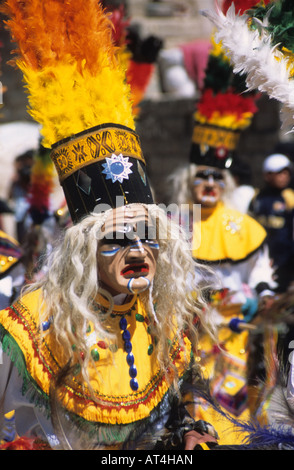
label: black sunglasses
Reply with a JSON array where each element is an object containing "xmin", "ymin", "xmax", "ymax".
[{"xmin": 194, "ymin": 169, "xmax": 224, "ymax": 181}]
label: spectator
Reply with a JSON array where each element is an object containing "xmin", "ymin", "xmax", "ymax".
[{"xmin": 249, "ymin": 153, "xmax": 294, "ymax": 293}]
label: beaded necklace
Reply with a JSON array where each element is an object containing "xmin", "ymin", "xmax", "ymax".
[
  {"xmin": 100, "ymin": 296, "xmax": 157, "ymax": 391},
  {"xmin": 119, "ymin": 315, "xmax": 138, "ymax": 391},
  {"xmin": 74, "ymin": 295, "xmax": 156, "ymax": 392},
  {"xmin": 41, "ymin": 294, "xmax": 157, "ymax": 392}
]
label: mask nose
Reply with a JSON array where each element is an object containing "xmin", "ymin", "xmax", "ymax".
[
  {"xmin": 126, "ymin": 237, "xmax": 146, "ymax": 260},
  {"xmin": 207, "ymin": 175, "xmax": 215, "ymax": 185}
]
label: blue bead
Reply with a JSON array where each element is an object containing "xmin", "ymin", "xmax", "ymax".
[
  {"xmin": 42, "ymin": 320, "xmax": 51, "ymax": 331},
  {"xmin": 110, "ymin": 161, "xmax": 124, "ymax": 175},
  {"xmin": 129, "ymin": 365, "xmax": 137, "ymax": 378},
  {"xmin": 130, "ymin": 378, "xmax": 139, "ymax": 391},
  {"xmin": 126, "ymin": 353, "xmax": 135, "ymax": 366},
  {"xmin": 119, "ymin": 317, "xmax": 127, "ymax": 330},
  {"xmin": 229, "ymin": 318, "xmax": 244, "ymax": 333},
  {"xmin": 122, "ymin": 330, "xmax": 131, "ymax": 341},
  {"xmin": 124, "ymin": 341, "xmax": 132, "ymax": 353}
]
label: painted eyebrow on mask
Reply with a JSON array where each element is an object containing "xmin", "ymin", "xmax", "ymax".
[{"xmin": 99, "ymin": 223, "xmax": 158, "ymax": 245}]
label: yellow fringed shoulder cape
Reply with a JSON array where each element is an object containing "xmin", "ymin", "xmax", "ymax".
[
  {"xmin": 0, "ymin": 288, "xmax": 191, "ymax": 428},
  {"xmin": 192, "ymin": 202, "xmax": 267, "ymax": 263}
]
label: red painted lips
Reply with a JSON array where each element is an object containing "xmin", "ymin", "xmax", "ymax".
[
  {"xmin": 121, "ymin": 263, "xmax": 149, "ymax": 278},
  {"xmin": 203, "ymin": 188, "xmax": 216, "ymax": 196}
]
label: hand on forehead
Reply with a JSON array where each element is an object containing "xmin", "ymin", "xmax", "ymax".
[{"xmin": 100, "ymin": 205, "xmax": 151, "ymax": 239}]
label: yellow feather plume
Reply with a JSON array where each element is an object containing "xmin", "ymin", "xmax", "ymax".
[{"xmin": 3, "ymin": 0, "xmax": 135, "ymax": 147}]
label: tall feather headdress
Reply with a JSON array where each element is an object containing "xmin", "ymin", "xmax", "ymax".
[
  {"xmin": 190, "ymin": 0, "xmax": 270, "ymax": 169},
  {"xmin": 203, "ymin": 0, "xmax": 294, "ymax": 133},
  {"xmin": 2, "ymin": 0, "xmax": 154, "ymax": 223}
]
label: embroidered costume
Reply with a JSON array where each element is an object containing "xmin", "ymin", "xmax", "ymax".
[{"xmin": 0, "ymin": 289, "xmax": 195, "ymax": 448}]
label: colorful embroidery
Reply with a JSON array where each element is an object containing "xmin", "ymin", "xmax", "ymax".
[
  {"xmin": 0, "ymin": 290, "xmax": 191, "ymax": 426},
  {"xmin": 222, "ymin": 213, "xmax": 243, "ymax": 235}
]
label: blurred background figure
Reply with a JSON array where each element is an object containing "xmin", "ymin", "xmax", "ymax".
[
  {"xmin": 230, "ymin": 157, "xmax": 256, "ymax": 214},
  {"xmin": 19, "ymin": 143, "xmax": 68, "ymax": 283},
  {"xmin": 8, "ymin": 149, "xmax": 34, "ymax": 244},
  {"xmin": 0, "ymin": 198, "xmax": 14, "ymax": 231},
  {"xmin": 0, "ymin": 121, "xmax": 40, "ymax": 240},
  {"xmin": 158, "ymin": 39, "xmax": 210, "ymax": 97},
  {"xmin": 0, "ymin": 229, "xmax": 24, "ymax": 310},
  {"xmin": 249, "ymin": 153, "xmax": 294, "ymax": 294}
]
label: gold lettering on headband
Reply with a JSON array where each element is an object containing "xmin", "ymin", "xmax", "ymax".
[
  {"xmin": 51, "ymin": 127, "xmax": 145, "ymax": 181},
  {"xmin": 192, "ymin": 125, "xmax": 240, "ymax": 151}
]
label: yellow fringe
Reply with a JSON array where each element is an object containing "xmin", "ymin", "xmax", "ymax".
[{"xmin": 195, "ymin": 110, "xmax": 255, "ymax": 131}]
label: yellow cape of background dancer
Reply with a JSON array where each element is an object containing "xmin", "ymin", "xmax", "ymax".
[{"xmin": 192, "ymin": 201, "xmax": 267, "ymax": 263}]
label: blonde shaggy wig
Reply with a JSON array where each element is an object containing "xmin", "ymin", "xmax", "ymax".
[
  {"xmin": 167, "ymin": 163, "xmax": 236, "ymax": 208},
  {"xmin": 25, "ymin": 203, "xmax": 212, "ymax": 399}
]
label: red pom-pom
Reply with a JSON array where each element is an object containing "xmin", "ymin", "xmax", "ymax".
[
  {"xmin": 222, "ymin": 0, "xmax": 271, "ymax": 15},
  {"xmin": 198, "ymin": 89, "xmax": 258, "ymax": 120}
]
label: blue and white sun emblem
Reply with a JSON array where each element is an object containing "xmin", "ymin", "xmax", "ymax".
[{"xmin": 102, "ymin": 153, "xmax": 133, "ymax": 183}]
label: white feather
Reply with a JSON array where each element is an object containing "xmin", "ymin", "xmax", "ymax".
[{"xmin": 202, "ymin": 3, "xmax": 294, "ymax": 133}]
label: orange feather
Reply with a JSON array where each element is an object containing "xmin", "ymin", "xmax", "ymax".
[
  {"xmin": 2, "ymin": 0, "xmax": 135, "ymax": 145},
  {"xmin": 2, "ymin": 0, "xmax": 117, "ymax": 74}
]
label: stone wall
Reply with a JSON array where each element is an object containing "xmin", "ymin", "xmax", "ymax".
[{"xmin": 136, "ymin": 97, "xmax": 196, "ymax": 203}]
